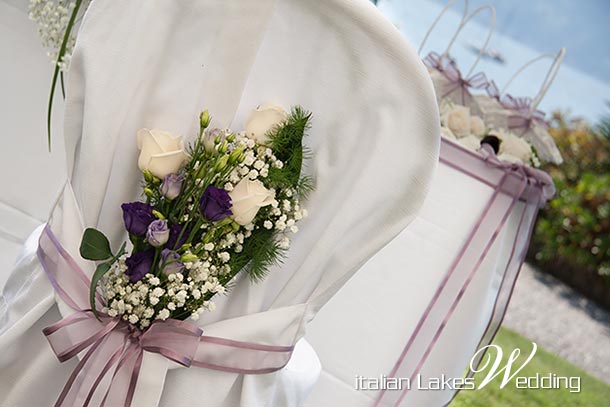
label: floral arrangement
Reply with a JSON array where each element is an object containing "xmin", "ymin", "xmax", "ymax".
[
  {"xmin": 439, "ymin": 100, "xmax": 541, "ymax": 167},
  {"xmin": 79, "ymin": 105, "xmax": 312, "ymax": 329}
]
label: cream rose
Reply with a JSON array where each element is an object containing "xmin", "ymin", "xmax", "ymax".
[
  {"xmin": 470, "ymin": 115, "xmax": 486, "ymax": 137},
  {"xmin": 498, "ymin": 133, "xmax": 533, "ymax": 164},
  {"xmin": 244, "ymin": 104, "xmax": 288, "ymax": 144},
  {"xmin": 442, "ymin": 105, "xmax": 471, "ymax": 138},
  {"xmin": 458, "ymin": 134, "xmax": 482, "ymax": 152},
  {"xmin": 229, "ymin": 179, "xmax": 275, "ymax": 225},
  {"xmin": 137, "ymin": 129, "xmax": 190, "ymax": 179}
]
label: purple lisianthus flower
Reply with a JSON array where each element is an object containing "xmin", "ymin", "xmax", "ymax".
[
  {"xmin": 200, "ymin": 186, "xmax": 232, "ymax": 222},
  {"xmin": 203, "ymin": 128, "xmax": 226, "ymax": 152},
  {"xmin": 121, "ymin": 202, "xmax": 155, "ymax": 236},
  {"xmin": 159, "ymin": 249, "xmax": 184, "ymax": 276},
  {"xmin": 167, "ymin": 223, "xmax": 189, "ymax": 249},
  {"xmin": 125, "ymin": 249, "xmax": 154, "ymax": 283},
  {"xmin": 146, "ymin": 219, "xmax": 169, "ymax": 247},
  {"xmin": 160, "ymin": 173, "xmax": 184, "ymax": 200}
]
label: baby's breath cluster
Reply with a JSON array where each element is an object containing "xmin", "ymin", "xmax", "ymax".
[
  {"xmin": 102, "ymin": 261, "xmax": 218, "ymax": 329},
  {"xmin": 28, "ymin": 0, "xmax": 84, "ymax": 71}
]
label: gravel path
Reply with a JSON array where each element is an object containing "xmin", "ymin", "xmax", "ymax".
[{"xmin": 503, "ymin": 263, "xmax": 610, "ymax": 384}]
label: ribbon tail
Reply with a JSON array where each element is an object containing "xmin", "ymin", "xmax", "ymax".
[
  {"xmin": 53, "ymin": 337, "xmax": 102, "ymax": 407},
  {"xmin": 101, "ymin": 343, "xmax": 143, "ymax": 407},
  {"xmin": 83, "ymin": 338, "xmax": 129, "ymax": 407},
  {"xmin": 126, "ymin": 350, "xmax": 144, "ymax": 407}
]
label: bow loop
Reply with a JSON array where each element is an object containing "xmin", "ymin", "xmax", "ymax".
[
  {"xmin": 38, "ymin": 226, "xmax": 295, "ymax": 406},
  {"xmin": 438, "ymin": 59, "xmax": 489, "ymax": 105}
]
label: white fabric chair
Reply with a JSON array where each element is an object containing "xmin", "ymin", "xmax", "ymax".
[
  {"xmin": 0, "ymin": 1, "xmax": 439, "ymax": 406},
  {"xmin": 306, "ymin": 3, "xmax": 555, "ymax": 406},
  {"xmin": 306, "ymin": 145, "xmax": 540, "ymax": 406},
  {"xmin": 0, "ymin": 0, "xmax": 66, "ymax": 290}
]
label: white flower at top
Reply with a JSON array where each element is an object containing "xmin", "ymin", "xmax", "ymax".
[{"xmin": 244, "ymin": 104, "xmax": 288, "ymax": 145}]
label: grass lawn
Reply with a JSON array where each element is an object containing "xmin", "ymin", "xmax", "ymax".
[{"xmin": 450, "ymin": 327, "xmax": 610, "ymax": 407}]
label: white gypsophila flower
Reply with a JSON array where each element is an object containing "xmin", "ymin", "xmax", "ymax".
[
  {"xmin": 278, "ymin": 237, "xmax": 290, "ymax": 250},
  {"xmin": 263, "ymin": 220, "xmax": 273, "ymax": 229},
  {"xmin": 29, "ymin": 0, "xmax": 80, "ymax": 71},
  {"xmin": 218, "ymin": 252, "xmax": 230, "ymax": 263},
  {"xmin": 158, "ymin": 309, "xmax": 170, "ymax": 320}
]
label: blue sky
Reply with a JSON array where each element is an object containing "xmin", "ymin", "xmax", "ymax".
[
  {"xmin": 377, "ymin": 0, "xmax": 610, "ymax": 122},
  {"xmin": 439, "ymin": 0, "xmax": 610, "ymax": 84}
]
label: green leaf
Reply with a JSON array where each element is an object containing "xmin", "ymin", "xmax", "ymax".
[
  {"xmin": 80, "ymin": 228, "xmax": 113, "ymax": 261},
  {"xmin": 90, "ymin": 262, "xmax": 111, "ymax": 319}
]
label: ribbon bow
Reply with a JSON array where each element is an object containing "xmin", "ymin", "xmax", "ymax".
[
  {"xmin": 485, "ymin": 79, "xmax": 501, "ymax": 100},
  {"xmin": 437, "ymin": 57, "xmax": 489, "ymax": 105},
  {"xmin": 422, "ymin": 51, "xmax": 454, "ymax": 71},
  {"xmin": 43, "ymin": 311, "xmax": 202, "ymax": 406},
  {"xmin": 37, "ymin": 226, "xmax": 295, "ymax": 407},
  {"xmin": 479, "ymin": 144, "xmax": 556, "ymax": 202},
  {"xmin": 500, "ymin": 95, "xmax": 549, "ymax": 135}
]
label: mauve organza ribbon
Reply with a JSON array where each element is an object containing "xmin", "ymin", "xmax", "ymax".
[
  {"xmin": 423, "ymin": 52, "xmax": 489, "ymax": 105},
  {"xmin": 38, "ymin": 226, "xmax": 294, "ymax": 407},
  {"xmin": 373, "ymin": 140, "xmax": 554, "ymax": 407},
  {"xmin": 484, "ymin": 81, "xmax": 550, "ymax": 135}
]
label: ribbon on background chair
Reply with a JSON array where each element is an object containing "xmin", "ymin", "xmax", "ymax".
[
  {"xmin": 38, "ymin": 226, "xmax": 294, "ymax": 407},
  {"xmin": 424, "ymin": 51, "xmax": 489, "ymax": 107},
  {"xmin": 373, "ymin": 140, "xmax": 554, "ymax": 407}
]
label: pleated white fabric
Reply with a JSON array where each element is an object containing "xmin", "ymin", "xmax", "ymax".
[{"xmin": 0, "ymin": 1, "xmax": 439, "ymax": 406}]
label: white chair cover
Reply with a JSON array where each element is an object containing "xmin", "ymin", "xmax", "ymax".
[
  {"xmin": 306, "ymin": 4, "xmax": 555, "ymax": 406},
  {"xmin": 0, "ymin": 0, "xmax": 439, "ymax": 406},
  {"xmin": 306, "ymin": 139, "xmax": 549, "ymax": 407},
  {"xmin": 0, "ymin": 0, "xmax": 66, "ymax": 290}
]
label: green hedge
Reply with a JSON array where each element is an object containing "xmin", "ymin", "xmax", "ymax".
[{"xmin": 528, "ymin": 111, "xmax": 610, "ymax": 308}]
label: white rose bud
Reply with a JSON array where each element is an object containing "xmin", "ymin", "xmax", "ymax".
[
  {"xmin": 228, "ymin": 179, "xmax": 275, "ymax": 225},
  {"xmin": 458, "ymin": 135, "xmax": 482, "ymax": 152},
  {"xmin": 442, "ymin": 105, "xmax": 471, "ymax": 138},
  {"xmin": 498, "ymin": 133, "xmax": 532, "ymax": 163},
  {"xmin": 470, "ymin": 115, "xmax": 486, "ymax": 137},
  {"xmin": 137, "ymin": 129, "xmax": 190, "ymax": 179},
  {"xmin": 244, "ymin": 104, "xmax": 288, "ymax": 145}
]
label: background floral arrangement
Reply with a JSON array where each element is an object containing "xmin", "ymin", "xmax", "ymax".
[
  {"xmin": 440, "ymin": 100, "xmax": 541, "ymax": 167},
  {"xmin": 80, "ymin": 105, "xmax": 313, "ymax": 329}
]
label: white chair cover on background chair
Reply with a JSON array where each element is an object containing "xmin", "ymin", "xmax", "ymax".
[
  {"xmin": 0, "ymin": 0, "xmax": 439, "ymax": 406},
  {"xmin": 306, "ymin": 3, "xmax": 556, "ymax": 406},
  {"xmin": 0, "ymin": 0, "xmax": 66, "ymax": 290}
]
